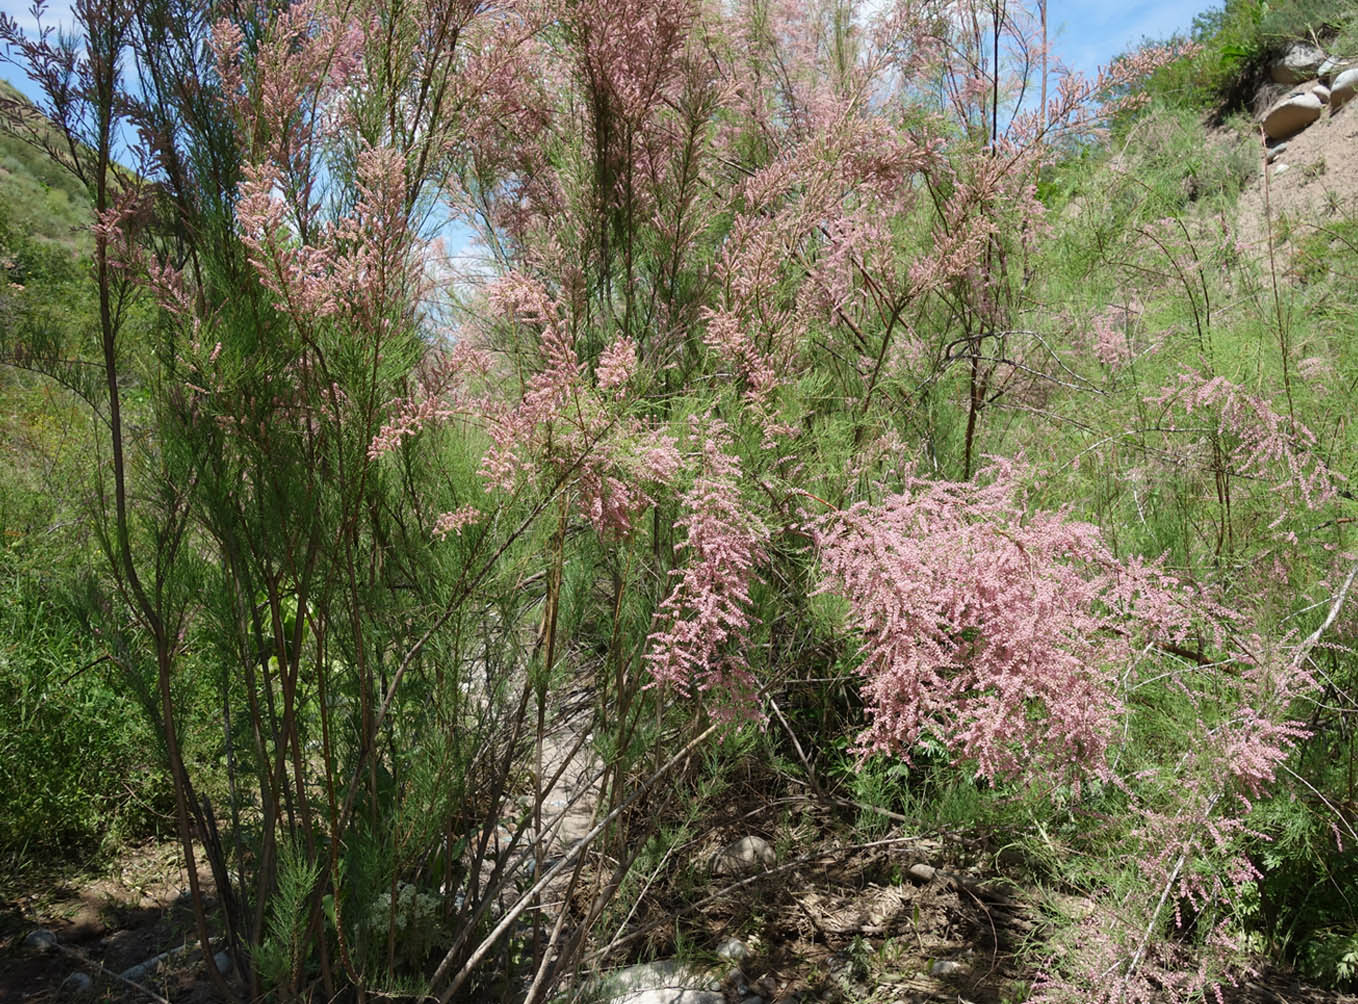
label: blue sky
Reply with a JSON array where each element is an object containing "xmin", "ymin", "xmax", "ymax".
[
  {"xmin": 1054, "ymin": 0, "xmax": 1215, "ymax": 78},
  {"xmin": 1, "ymin": 0, "xmax": 1217, "ymax": 95}
]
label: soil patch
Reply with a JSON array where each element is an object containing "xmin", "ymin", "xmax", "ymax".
[
  {"xmin": 0, "ymin": 841, "xmax": 223, "ymax": 1004},
  {"xmin": 1236, "ymin": 91, "xmax": 1358, "ymax": 256}
]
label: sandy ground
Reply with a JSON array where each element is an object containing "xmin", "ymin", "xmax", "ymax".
[{"xmin": 1236, "ymin": 82, "xmax": 1358, "ymax": 257}]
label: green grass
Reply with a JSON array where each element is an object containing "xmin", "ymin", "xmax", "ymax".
[
  {"xmin": 0, "ymin": 80, "xmax": 178, "ymax": 870},
  {"xmin": 0, "ymin": 555, "xmax": 174, "ymax": 863}
]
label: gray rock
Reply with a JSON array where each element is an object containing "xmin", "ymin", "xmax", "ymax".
[
  {"xmin": 1274, "ymin": 163, "xmax": 1292, "ymax": 177},
  {"xmin": 907, "ymin": 862, "xmax": 937, "ymax": 882},
  {"xmin": 57, "ymin": 972, "xmax": 93, "ymax": 998},
  {"xmin": 1332, "ymin": 67, "xmax": 1358, "ymax": 112},
  {"xmin": 711, "ymin": 836, "xmax": 776, "ymax": 876},
  {"xmin": 1271, "ymin": 43, "xmax": 1326, "ymax": 84},
  {"xmin": 1261, "ymin": 91, "xmax": 1325, "ymax": 139},
  {"xmin": 930, "ymin": 959, "xmax": 968, "ymax": 978},
  {"xmin": 120, "ymin": 963, "xmax": 151, "ymax": 985},
  {"xmin": 1313, "ymin": 84, "xmax": 1331, "ymax": 103},
  {"xmin": 213, "ymin": 950, "xmax": 232, "ymax": 975},
  {"xmin": 1318, "ymin": 57, "xmax": 1354, "ymax": 83},
  {"xmin": 1267, "ymin": 142, "xmax": 1289, "ymax": 163},
  {"xmin": 24, "ymin": 929, "xmax": 58, "ymax": 953},
  {"xmin": 118, "ymin": 943, "xmax": 196, "ymax": 984},
  {"xmin": 603, "ymin": 960, "xmax": 724, "ymax": 1004},
  {"xmin": 610, "ymin": 993, "xmax": 724, "ymax": 1004},
  {"xmin": 714, "ymin": 937, "xmax": 749, "ymax": 962}
]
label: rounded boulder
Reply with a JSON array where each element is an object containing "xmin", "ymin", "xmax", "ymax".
[
  {"xmin": 1261, "ymin": 91, "xmax": 1324, "ymax": 140},
  {"xmin": 1332, "ymin": 67, "xmax": 1358, "ymax": 112}
]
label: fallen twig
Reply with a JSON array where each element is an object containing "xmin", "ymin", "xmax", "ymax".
[{"xmin": 50, "ymin": 939, "xmax": 176, "ymax": 1004}]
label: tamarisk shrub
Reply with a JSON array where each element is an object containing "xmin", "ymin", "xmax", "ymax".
[
  {"xmin": 1032, "ymin": 639, "xmax": 1320, "ymax": 1004},
  {"xmin": 1152, "ymin": 371, "xmax": 1339, "ymax": 521},
  {"xmin": 0, "ymin": 0, "xmax": 625, "ymax": 997},
  {"xmin": 1097, "ymin": 39, "xmax": 1205, "ymax": 122},
  {"xmin": 1131, "ymin": 367, "xmax": 1347, "ymax": 581},
  {"xmin": 6, "ymin": 0, "xmax": 1349, "ymax": 1000},
  {"xmin": 810, "ymin": 453, "xmax": 1326, "ymax": 999}
]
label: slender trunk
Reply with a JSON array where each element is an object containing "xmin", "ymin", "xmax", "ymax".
[{"xmin": 90, "ymin": 29, "xmax": 232, "ymax": 990}]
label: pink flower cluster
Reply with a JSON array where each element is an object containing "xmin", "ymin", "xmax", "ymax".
[
  {"xmin": 478, "ymin": 273, "xmax": 583, "ymax": 492},
  {"xmin": 432, "ymin": 506, "xmax": 482, "ymax": 539},
  {"xmin": 813, "ymin": 461, "xmax": 1188, "ymax": 781},
  {"xmin": 1092, "ymin": 308, "xmax": 1134, "ymax": 368},
  {"xmin": 596, "ymin": 334, "xmax": 637, "ymax": 391},
  {"xmin": 645, "ymin": 423, "xmax": 769, "ymax": 710},
  {"xmin": 368, "ymin": 342, "xmax": 492, "ymax": 459},
  {"xmin": 1154, "ymin": 371, "xmax": 1341, "ymax": 516},
  {"xmin": 574, "ymin": 0, "xmax": 694, "ymax": 125},
  {"xmin": 1098, "ymin": 39, "xmax": 1204, "ymax": 119}
]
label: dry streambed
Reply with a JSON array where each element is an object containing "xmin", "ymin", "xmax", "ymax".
[
  {"xmin": 8, "ymin": 707, "xmax": 1358, "ymax": 1004},
  {"xmin": 6, "ymin": 816, "xmax": 1358, "ymax": 1003}
]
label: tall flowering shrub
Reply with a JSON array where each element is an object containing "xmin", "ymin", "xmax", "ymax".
[
  {"xmin": 1097, "ymin": 39, "xmax": 1205, "ymax": 121},
  {"xmin": 8, "ymin": 0, "xmax": 1351, "ymax": 998},
  {"xmin": 1032, "ymin": 639, "xmax": 1319, "ymax": 1004},
  {"xmin": 811, "ymin": 452, "xmax": 1328, "ymax": 1000},
  {"xmin": 1152, "ymin": 371, "xmax": 1339, "ymax": 520}
]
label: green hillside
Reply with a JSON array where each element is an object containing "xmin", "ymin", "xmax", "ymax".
[{"xmin": 0, "ymin": 79, "xmax": 90, "ymax": 251}]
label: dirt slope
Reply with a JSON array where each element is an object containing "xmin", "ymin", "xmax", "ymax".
[{"xmin": 1237, "ymin": 83, "xmax": 1358, "ymax": 256}]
